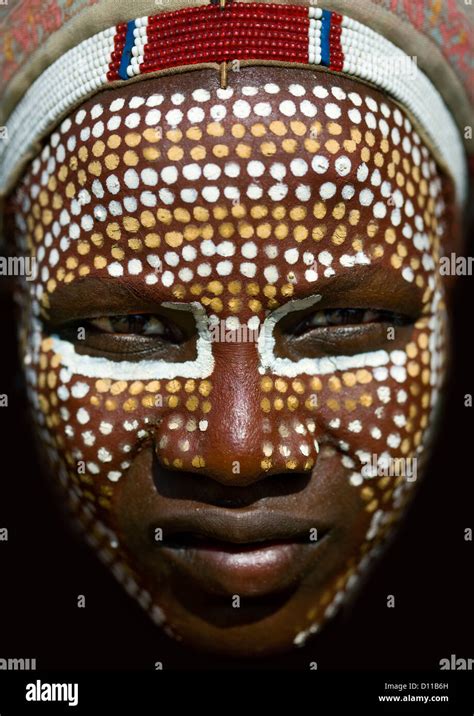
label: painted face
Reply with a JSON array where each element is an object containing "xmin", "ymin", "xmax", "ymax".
[{"xmin": 9, "ymin": 67, "xmax": 456, "ymax": 656}]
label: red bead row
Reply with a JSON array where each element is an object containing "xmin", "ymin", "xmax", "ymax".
[
  {"xmin": 142, "ymin": 3, "xmax": 309, "ymax": 70},
  {"xmin": 328, "ymin": 12, "xmax": 344, "ymax": 72},
  {"xmin": 146, "ymin": 2, "xmax": 308, "ymax": 25},
  {"xmin": 142, "ymin": 48, "xmax": 306, "ymax": 72},
  {"xmin": 144, "ymin": 5, "xmax": 308, "ymax": 44},
  {"xmin": 144, "ymin": 28, "xmax": 307, "ymax": 54},
  {"xmin": 146, "ymin": 18, "xmax": 306, "ymax": 40}
]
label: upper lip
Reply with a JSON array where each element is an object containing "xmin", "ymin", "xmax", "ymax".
[{"xmin": 151, "ymin": 509, "xmax": 329, "ymax": 546}]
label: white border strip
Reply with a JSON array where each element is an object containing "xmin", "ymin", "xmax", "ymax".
[
  {"xmin": 48, "ymin": 301, "xmax": 215, "ymax": 380},
  {"xmin": 257, "ymin": 294, "xmax": 391, "ymax": 377}
]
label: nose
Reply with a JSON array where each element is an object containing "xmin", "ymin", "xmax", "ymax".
[{"xmin": 153, "ymin": 344, "xmax": 319, "ymax": 486}]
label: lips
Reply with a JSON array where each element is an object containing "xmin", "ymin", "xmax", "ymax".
[
  {"xmin": 112, "ymin": 447, "xmax": 356, "ymax": 606},
  {"xmin": 151, "ymin": 510, "xmax": 331, "ymax": 597}
]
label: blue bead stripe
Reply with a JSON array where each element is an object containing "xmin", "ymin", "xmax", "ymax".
[
  {"xmin": 320, "ymin": 9, "xmax": 331, "ymax": 67},
  {"xmin": 118, "ymin": 20, "xmax": 136, "ymax": 80}
]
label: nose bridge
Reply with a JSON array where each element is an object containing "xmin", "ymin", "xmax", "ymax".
[
  {"xmin": 201, "ymin": 347, "xmax": 264, "ymax": 480},
  {"xmin": 153, "ymin": 345, "xmax": 320, "ymax": 485}
]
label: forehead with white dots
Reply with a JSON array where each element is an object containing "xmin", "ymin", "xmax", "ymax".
[
  {"xmin": 10, "ymin": 70, "xmax": 452, "ymax": 638},
  {"xmin": 15, "ymin": 71, "xmax": 451, "ymax": 306}
]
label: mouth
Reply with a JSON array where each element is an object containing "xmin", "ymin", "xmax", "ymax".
[
  {"xmin": 163, "ymin": 532, "xmax": 311, "ymax": 551},
  {"xmin": 151, "ymin": 512, "xmax": 331, "ymax": 597}
]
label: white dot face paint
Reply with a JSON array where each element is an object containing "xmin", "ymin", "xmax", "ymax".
[{"xmin": 10, "ymin": 69, "xmax": 454, "ymax": 658}]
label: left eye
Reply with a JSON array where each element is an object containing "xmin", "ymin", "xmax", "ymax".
[
  {"xmin": 290, "ymin": 308, "xmax": 408, "ymax": 336},
  {"xmin": 89, "ymin": 314, "xmax": 181, "ymax": 340}
]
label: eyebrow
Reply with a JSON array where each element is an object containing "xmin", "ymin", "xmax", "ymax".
[
  {"xmin": 46, "ymin": 276, "xmax": 174, "ymax": 323},
  {"xmin": 287, "ymin": 264, "xmax": 424, "ymax": 317},
  {"xmin": 45, "ymin": 261, "xmax": 424, "ymax": 324}
]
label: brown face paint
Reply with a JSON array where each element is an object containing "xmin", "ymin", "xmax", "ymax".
[{"xmin": 9, "ymin": 67, "xmax": 457, "ymax": 656}]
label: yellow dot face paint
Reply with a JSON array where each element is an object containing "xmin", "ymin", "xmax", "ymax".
[{"xmin": 8, "ymin": 68, "xmax": 457, "ymax": 655}]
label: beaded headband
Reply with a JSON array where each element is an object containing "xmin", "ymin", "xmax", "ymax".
[{"xmin": 0, "ymin": 1, "xmax": 467, "ymax": 202}]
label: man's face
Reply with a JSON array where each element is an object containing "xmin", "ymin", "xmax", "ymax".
[{"xmin": 11, "ymin": 68, "xmax": 454, "ymax": 655}]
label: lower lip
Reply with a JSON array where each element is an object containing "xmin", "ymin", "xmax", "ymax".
[{"xmin": 159, "ymin": 538, "xmax": 324, "ymax": 597}]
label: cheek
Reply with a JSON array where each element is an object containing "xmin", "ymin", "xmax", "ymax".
[{"xmin": 29, "ymin": 353, "xmax": 215, "ymax": 497}]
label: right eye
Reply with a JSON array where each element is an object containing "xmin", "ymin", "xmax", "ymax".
[
  {"xmin": 88, "ymin": 314, "xmax": 185, "ymax": 342},
  {"xmin": 47, "ymin": 310, "xmax": 196, "ymax": 363}
]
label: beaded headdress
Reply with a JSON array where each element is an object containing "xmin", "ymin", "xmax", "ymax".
[{"xmin": 0, "ymin": 0, "xmax": 472, "ymax": 202}]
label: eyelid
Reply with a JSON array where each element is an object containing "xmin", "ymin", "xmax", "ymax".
[
  {"xmin": 88, "ymin": 314, "xmax": 167, "ymax": 334},
  {"xmin": 45, "ymin": 304, "xmax": 197, "ymax": 334},
  {"xmin": 292, "ymin": 307, "xmax": 410, "ymax": 335}
]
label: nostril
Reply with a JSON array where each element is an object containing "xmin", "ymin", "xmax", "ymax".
[{"xmin": 152, "ymin": 451, "xmax": 312, "ymax": 506}]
